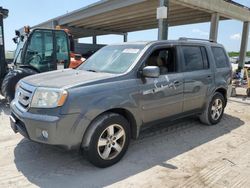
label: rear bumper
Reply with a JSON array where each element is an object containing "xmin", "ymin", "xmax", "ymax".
[{"xmin": 10, "ymin": 101, "xmax": 89, "ymax": 150}]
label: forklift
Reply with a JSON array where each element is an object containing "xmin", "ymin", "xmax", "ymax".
[{"xmin": 0, "ymin": 7, "xmax": 85, "ymax": 103}]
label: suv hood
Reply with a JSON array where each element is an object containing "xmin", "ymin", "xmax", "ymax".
[{"xmin": 22, "ymin": 69, "xmax": 116, "ymax": 88}]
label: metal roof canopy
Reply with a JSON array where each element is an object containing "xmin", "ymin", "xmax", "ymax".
[{"xmin": 33, "ymin": 0, "xmax": 250, "ymax": 39}]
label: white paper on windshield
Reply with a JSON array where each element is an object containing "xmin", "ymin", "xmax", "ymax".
[
  {"xmin": 0, "ymin": 26, "xmax": 3, "ymax": 45},
  {"xmin": 122, "ymin": 49, "xmax": 140, "ymax": 54}
]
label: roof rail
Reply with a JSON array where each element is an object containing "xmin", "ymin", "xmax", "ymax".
[{"xmin": 178, "ymin": 37, "xmax": 216, "ymax": 43}]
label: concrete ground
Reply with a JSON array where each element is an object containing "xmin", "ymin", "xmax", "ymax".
[{"xmin": 0, "ymin": 88, "xmax": 250, "ymax": 188}]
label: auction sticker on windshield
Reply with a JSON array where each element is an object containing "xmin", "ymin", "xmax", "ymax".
[
  {"xmin": 123, "ymin": 49, "xmax": 140, "ymax": 54},
  {"xmin": 0, "ymin": 26, "xmax": 3, "ymax": 45}
]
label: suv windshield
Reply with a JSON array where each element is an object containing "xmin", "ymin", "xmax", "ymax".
[{"xmin": 79, "ymin": 45, "xmax": 145, "ymax": 74}]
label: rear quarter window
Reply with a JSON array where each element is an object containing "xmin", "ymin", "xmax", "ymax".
[
  {"xmin": 182, "ymin": 46, "xmax": 209, "ymax": 71},
  {"xmin": 211, "ymin": 47, "xmax": 229, "ymax": 68}
]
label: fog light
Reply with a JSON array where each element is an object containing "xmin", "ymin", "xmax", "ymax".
[{"xmin": 42, "ymin": 130, "xmax": 48, "ymax": 139}]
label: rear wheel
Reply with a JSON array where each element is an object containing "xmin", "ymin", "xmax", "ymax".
[
  {"xmin": 199, "ymin": 92, "xmax": 225, "ymax": 125},
  {"xmin": 1, "ymin": 68, "xmax": 37, "ymax": 103},
  {"xmin": 247, "ymin": 88, "xmax": 250, "ymax": 97},
  {"xmin": 85, "ymin": 113, "xmax": 130, "ymax": 168}
]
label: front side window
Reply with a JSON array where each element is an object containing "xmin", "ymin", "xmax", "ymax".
[
  {"xmin": 145, "ymin": 48, "xmax": 177, "ymax": 74},
  {"xmin": 211, "ymin": 47, "xmax": 229, "ymax": 68},
  {"xmin": 79, "ymin": 45, "xmax": 145, "ymax": 74}
]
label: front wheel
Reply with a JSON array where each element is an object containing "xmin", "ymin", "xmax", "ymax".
[
  {"xmin": 199, "ymin": 92, "xmax": 226, "ymax": 125},
  {"xmin": 85, "ymin": 113, "xmax": 130, "ymax": 168}
]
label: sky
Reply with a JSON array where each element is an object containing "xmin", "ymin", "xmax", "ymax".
[{"xmin": 1, "ymin": 0, "xmax": 250, "ymax": 52}]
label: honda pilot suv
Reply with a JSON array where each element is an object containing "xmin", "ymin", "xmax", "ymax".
[{"xmin": 10, "ymin": 39, "xmax": 232, "ymax": 167}]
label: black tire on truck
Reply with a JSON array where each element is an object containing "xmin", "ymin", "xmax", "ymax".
[{"xmin": 1, "ymin": 68, "xmax": 37, "ymax": 103}]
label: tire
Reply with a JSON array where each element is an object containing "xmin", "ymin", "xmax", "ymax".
[
  {"xmin": 247, "ymin": 88, "xmax": 250, "ymax": 97},
  {"xmin": 85, "ymin": 113, "xmax": 130, "ymax": 168},
  {"xmin": 1, "ymin": 68, "xmax": 37, "ymax": 103},
  {"xmin": 0, "ymin": 78, "xmax": 4, "ymax": 96},
  {"xmin": 199, "ymin": 92, "xmax": 226, "ymax": 126}
]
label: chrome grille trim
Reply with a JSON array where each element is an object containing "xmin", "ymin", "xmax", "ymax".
[{"xmin": 15, "ymin": 81, "xmax": 36, "ymax": 112}]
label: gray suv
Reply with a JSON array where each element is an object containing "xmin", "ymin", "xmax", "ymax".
[{"xmin": 10, "ymin": 39, "xmax": 232, "ymax": 167}]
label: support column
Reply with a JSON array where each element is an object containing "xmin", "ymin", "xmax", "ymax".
[
  {"xmin": 238, "ymin": 21, "xmax": 250, "ymax": 70},
  {"xmin": 93, "ymin": 35, "xmax": 97, "ymax": 44},
  {"xmin": 209, "ymin": 13, "xmax": 220, "ymax": 42},
  {"xmin": 123, "ymin": 33, "xmax": 128, "ymax": 42},
  {"xmin": 74, "ymin": 39, "xmax": 79, "ymax": 43},
  {"xmin": 157, "ymin": 0, "xmax": 169, "ymax": 40}
]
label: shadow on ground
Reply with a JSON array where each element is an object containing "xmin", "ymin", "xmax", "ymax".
[
  {"xmin": 0, "ymin": 96, "xmax": 10, "ymax": 116},
  {"xmin": 14, "ymin": 114, "xmax": 244, "ymax": 188}
]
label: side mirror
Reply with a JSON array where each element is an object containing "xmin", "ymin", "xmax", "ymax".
[
  {"xmin": 142, "ymin": 66, "xmax": 160, "ymax": 78},
  {"xmin": 20, "ymin": 35, "xmax": 24, "ymax": 42},
  {"xmin": 15, "ymin": 30, "xmax": 20, "ymax": 37},
  {"xmin": 12, "ymin": 37, "xmax": 18, "ymax": 44}
]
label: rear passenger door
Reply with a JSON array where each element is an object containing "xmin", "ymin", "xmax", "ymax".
[
  {"xmin": 211, "ymin": 47, "xmax": 232, "ymax": 97},
  {"xmin": 181, "ymin": 46, "xmax": 213, "ymax": 112}
]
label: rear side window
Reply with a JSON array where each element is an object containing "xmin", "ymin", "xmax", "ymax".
[
  {"xmin": 201, "ymin": 47, "xmax": 209, "ymax": 69},
  {"xmin": 182, "ymin": 46, "xmax": 209, "ymax": 71},
  {"xmin": 211, "ymin": 47, "xmax": 229, "ymax": 68}
]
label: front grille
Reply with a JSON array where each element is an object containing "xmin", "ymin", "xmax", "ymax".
[{"xmin": 15, "ymin": 82, "xmax": 36, "ymax": 111}]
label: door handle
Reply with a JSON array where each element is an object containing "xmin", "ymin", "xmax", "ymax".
[
  {"xmin": 173, "ymin": 80, "xmax": 182, "ymax": 87},
  {"xmin": 206, "ymin": 75, "xmax": 213, "ymax": 81}
]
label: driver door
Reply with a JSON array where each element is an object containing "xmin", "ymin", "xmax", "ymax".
[
  {"xmin": 138, "ymin": 47, "xmax": 184, "ymax": 123},
  {"xmin": 23, "ymin": 30, "xmax": 55, "ymax": 72},
  {"xmin": 23, "ymin": 29, "xmax": 70, "ymax": 72}
]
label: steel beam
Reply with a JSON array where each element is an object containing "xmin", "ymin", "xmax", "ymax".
[
  {"xmin": 238, "ymin": 21, "xmax": 250, "ymax": 70},
  {"xmin": 158, "ymin": 0, "xmax": 169, "ymax": 40},
  {"xmin": 59, "ymin": 26, "xmax": 124, "ymax": 38},
  {"xmin": 174, "ymin": 0, "xmax": 250, "ymax": 21},
  {"xmin": 209, "ymin": 13, "xmax": 220, "ymax": 42},
  {"xmin": 59, "ymin": 0, "xmax": 147, "ymax": 26}
]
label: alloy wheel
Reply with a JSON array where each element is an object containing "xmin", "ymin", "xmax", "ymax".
[
  {"xmin": 211, "ymin": 98, "xmax": 223, "ymax": 121},
  {"xmin": 97, "ymin": 124, "xmax": 126, "ymax": 160}
]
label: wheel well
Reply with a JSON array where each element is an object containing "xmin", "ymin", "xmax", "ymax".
[
  {"xmin": 108, "ymin": 108, "xmax": 137, "ymax": 139},
  {"xmin": 215, "ymin": 88, "xmax": 227, "ymax": 103}
]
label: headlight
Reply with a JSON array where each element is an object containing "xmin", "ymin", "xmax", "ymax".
[{"xmin": 30, "ymin": 88, "xmax": 68, "ymax": 108}]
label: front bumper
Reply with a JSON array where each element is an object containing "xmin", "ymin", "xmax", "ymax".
[{"xmin": 10, "ymin": 101, "xmax": 90, "ymax": 150}]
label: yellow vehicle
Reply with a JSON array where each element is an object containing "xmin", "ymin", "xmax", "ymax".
[{"xmin": 244, "ymin": 67, "xmax": 250, "ymax": 96}]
